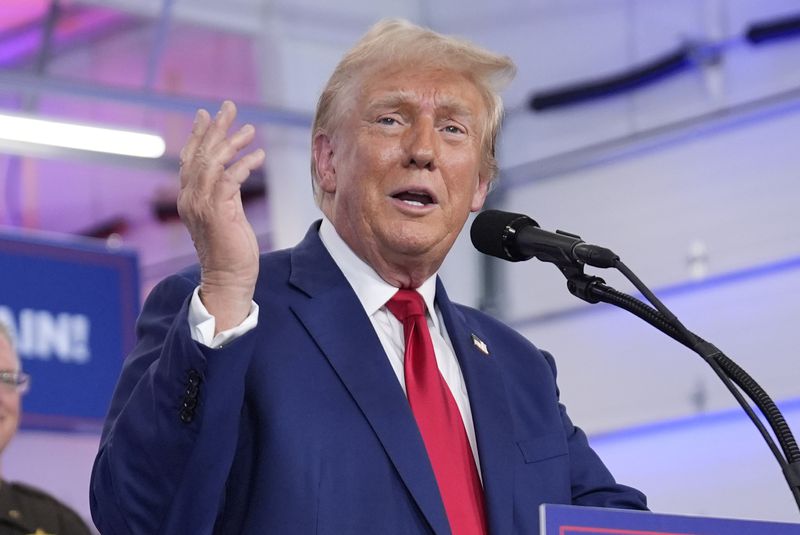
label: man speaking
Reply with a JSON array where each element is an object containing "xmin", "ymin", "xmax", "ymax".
[{"xmin": 90, "ymin": 19, "xmax": 647, "ymax": 534}]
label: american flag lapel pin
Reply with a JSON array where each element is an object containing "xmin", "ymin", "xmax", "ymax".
[{"xmin": 471, "ymin": 333, "xmax": 489, "ymax": 356}]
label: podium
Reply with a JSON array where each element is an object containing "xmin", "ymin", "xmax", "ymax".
[{"xmin": 541, "ymin": 504, "xmax": 800, "ymax": 534}]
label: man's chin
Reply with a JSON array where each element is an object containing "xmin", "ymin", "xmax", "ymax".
[{"xmin": 384, "ymin": 229, "xmax": 450, "ymax": 262}]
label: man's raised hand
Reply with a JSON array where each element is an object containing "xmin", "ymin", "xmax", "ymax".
[{"xmin": 177, "ymin": 100, "xmax": 266, "ymax": 332}]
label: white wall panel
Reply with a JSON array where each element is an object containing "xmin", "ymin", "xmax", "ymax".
[
  {"xmin": 593, "ymin": 401, "xmax": 800, "ymax": 522},
  {"xmin": 490, "ymin": 0, "xmax": 800, "ymax": 163},
  {"xmin": 724, "ymin": 0, "xmax": 800, "ymax": 106},
  {"xmin": 515, "ymin": 261, "xmax": 800, "ymax": 433},
  {"xmin": 498, "ymin": 106, "xmax": 800, "ymax": 320},
  {"xmin": 487, "ymin": 4, "xmax": 635, "ymax": 166}
]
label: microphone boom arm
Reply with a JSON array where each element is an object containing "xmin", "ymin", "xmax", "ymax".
[
  {"xmin": 557, "ymin": 262, "xmax": 800, "ymax": 511},
  {"xmin": 469, "ymin": 208, "xmax": 799, "ymax": 508}
]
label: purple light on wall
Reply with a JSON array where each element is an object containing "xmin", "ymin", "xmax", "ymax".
[
  {"xmin": 0, "ymin": 5, "xmax": 137, "ymax": 69},
  {"xmin": 0, "ymin": 0, "xmax": 48, "ymax": 27},
  {"xmin": 0, "ymin": 28, "xmax": 41, "ymax": 65}
]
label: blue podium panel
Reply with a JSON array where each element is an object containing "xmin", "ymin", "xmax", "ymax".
[
  {"xmin": 541, "ymin": 504, "xmax": 800, "ymax": 535},
  {"xmin": 0, "ymin": 229, "xmax": 139, "ymax": 431}
]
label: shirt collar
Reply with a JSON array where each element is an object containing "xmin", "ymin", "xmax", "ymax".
[{"xmin": 318, "ymin": 217, "xmax": 440, "ymax": 327}]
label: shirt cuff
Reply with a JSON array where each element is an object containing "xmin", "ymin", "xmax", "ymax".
[{"xmin": 187, "ymin": 286, "xmax": 259, "ymax": 348}]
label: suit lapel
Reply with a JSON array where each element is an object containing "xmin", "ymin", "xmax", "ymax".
[
  {"xmin": 436, "ymin": 279, "xmax": 515, "ymax": 535},
  {"xmin": 287, "ymin": 225, "xmax": 451, "ymax": 535}
]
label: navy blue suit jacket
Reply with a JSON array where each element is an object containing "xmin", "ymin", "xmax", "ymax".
[{"xmin": 90, "ymin": 222, "xmax": 646, "ymax": 534}]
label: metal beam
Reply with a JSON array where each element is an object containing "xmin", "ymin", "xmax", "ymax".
[
  {"xmin": 144, "ymin": 0, "xmax": 175, "ymax": 90},
  {"xmin": 499, "ymin": 84, "xmax": 800, "ymax": 191},
  {"xmin": 0, "ymin": 69, "xmax": 313, "ymax": 128},
  {"xmin": 72, "ymin": 0, "xmax": 392, "ymax": 37}
]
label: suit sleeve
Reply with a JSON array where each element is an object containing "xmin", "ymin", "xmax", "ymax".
[
  {"xmin": 541, "ymin": 350, "xmax": 649, "ymax": 510},
  {"xmin": 90, "ymin": 274, "xmax": 260, "ymax": 534}
]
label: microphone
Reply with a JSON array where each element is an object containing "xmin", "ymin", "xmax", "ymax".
[{"xmin": 470, "ymin": 209, "xmax": 619, "ymax": 268}]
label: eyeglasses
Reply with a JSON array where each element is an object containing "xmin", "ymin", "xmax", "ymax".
[{"xmin": 0, "ymin": 370, "xmax": 30, "ymax": 394}]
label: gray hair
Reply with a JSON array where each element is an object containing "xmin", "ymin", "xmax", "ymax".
[
  {"xmin": 310, "ymin": 18, "xmax": 516, "ymax": 205},
  {"xmin": 0, "ymin": 322, "xmax": 20, "ymax": 370}
]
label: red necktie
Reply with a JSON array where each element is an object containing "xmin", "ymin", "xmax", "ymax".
[{"xmin": 386, "ymin": 289, "xmax": 487, "ymax": 535}]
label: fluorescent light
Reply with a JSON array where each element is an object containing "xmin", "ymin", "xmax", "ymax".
[{"xmin": 0, "ymin": 112, "xmax": 166, "ymax": 158}]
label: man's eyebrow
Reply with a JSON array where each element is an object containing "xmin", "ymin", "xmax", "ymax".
[
  {"xmin": 365, "ymin": 92, "xmax": 415, "ymax": 112},
  {"xmin": 365, "ymin": 92, "xmax": 476, "ymax": 120},
  {"xmin": 436, "ymin": 99, "xmax": 475, "ymax": 120}
]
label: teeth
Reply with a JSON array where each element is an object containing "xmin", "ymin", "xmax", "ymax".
[{"xmin": 403, "ymin": 200, "xmax": 424, "ymax": 207}]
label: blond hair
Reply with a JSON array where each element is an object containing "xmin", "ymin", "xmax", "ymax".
[{"xmin": 310, "ymin": 18, "xmax": 516, "ymax": 204}]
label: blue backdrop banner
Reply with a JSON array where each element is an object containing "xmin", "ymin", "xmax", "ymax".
[{"xmin": 0, "ymin": 229, "xmax": 139, "ymax": 431}]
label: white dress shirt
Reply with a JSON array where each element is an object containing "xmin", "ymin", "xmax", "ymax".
[{"xmin": 188, "ymin": 218, "xmax": 482, "ymax": 475}]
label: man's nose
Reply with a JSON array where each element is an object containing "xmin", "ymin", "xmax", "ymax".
[{"xmin": 404, "ymin": 119, "xmax": 437, "ymax": 171}]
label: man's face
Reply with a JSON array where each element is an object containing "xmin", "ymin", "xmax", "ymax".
[
  {"xmin": 315, "ymin": 65, "xmax": 490, "ymax": 284},
  {"xmin": 0, "ymin": 336, "xmax": 20, "ymax": 454}
]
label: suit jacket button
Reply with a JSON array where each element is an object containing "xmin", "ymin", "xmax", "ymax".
[{"xmin": 187, "ymin": 369, "xmax": 201, "ymax": 386}]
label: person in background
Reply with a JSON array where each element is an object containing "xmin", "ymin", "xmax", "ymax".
[
  {"xmin": 0, "ymin": 323, "xmax": 93, "ymax": 535},
  {"xmin": 91, "ymin": 19, "xmax": 647, "ymax": 534}
]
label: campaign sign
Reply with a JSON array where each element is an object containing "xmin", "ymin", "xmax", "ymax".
[
  {"xmin": 0, "ymin": 229, "xmax": 139, "ymax": 431},
  {"xmin": 541, "ymin": 503, "xmax": 800, "ymax": 534}
]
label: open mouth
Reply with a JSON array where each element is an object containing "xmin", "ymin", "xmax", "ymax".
[{"xmin": 391, "ymin": 190, "xmax": 436, "ymax": 207}]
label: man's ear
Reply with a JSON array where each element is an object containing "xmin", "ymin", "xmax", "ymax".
[
  {"xmin": 470, "ymin": 175, "xmax": 491, "ymax": 212},
  {"xmin": 313, "ymin": 132, "xmax": 336, "ymax": 193}
]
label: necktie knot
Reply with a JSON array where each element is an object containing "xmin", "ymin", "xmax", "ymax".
[{"xmin": 386, "ymin": 289, "xmax": 426, "ymax": 322}]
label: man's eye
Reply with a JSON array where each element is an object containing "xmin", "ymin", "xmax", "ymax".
[
  {"xmin": 377, "ymin": 117, "xmax": 399, "ymax": 125},
  {"xmin": 443, "ymin": 125, "xmax": 465, "ymax": 135}
]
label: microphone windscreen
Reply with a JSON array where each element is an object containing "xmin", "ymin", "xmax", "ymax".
[{"xmin": 470, "ymin": 209, "xmax": 537, "ymax": 261}]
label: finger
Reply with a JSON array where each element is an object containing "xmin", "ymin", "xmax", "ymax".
[
  {"xmin": 179, "ymin": 109, "xmax": 211, "ymax": 187},
  {"xmin": 211, "ymin": 123, "xmax": 257, "ymax": 158},
  {"xmin": 200, "ymin": 123, "xmax": 257, "ymax": 175},
  {"xmin": 199, "ymin": 100, "xmax": 238, "ymax": 155},
  {"xmin": 223, "ymin": 148, "xmax": 266, "ymax": 186},
  {"xmin": 192, "ymin": 123, "xmax": 258, "ymax": 193},
  {"xmin": 208, "ymin": 149, "xmax": 265, "ymax": 205},
  {"xmin": 189, "ymin": 101, "xmax": 246, "ymax": 192}
]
